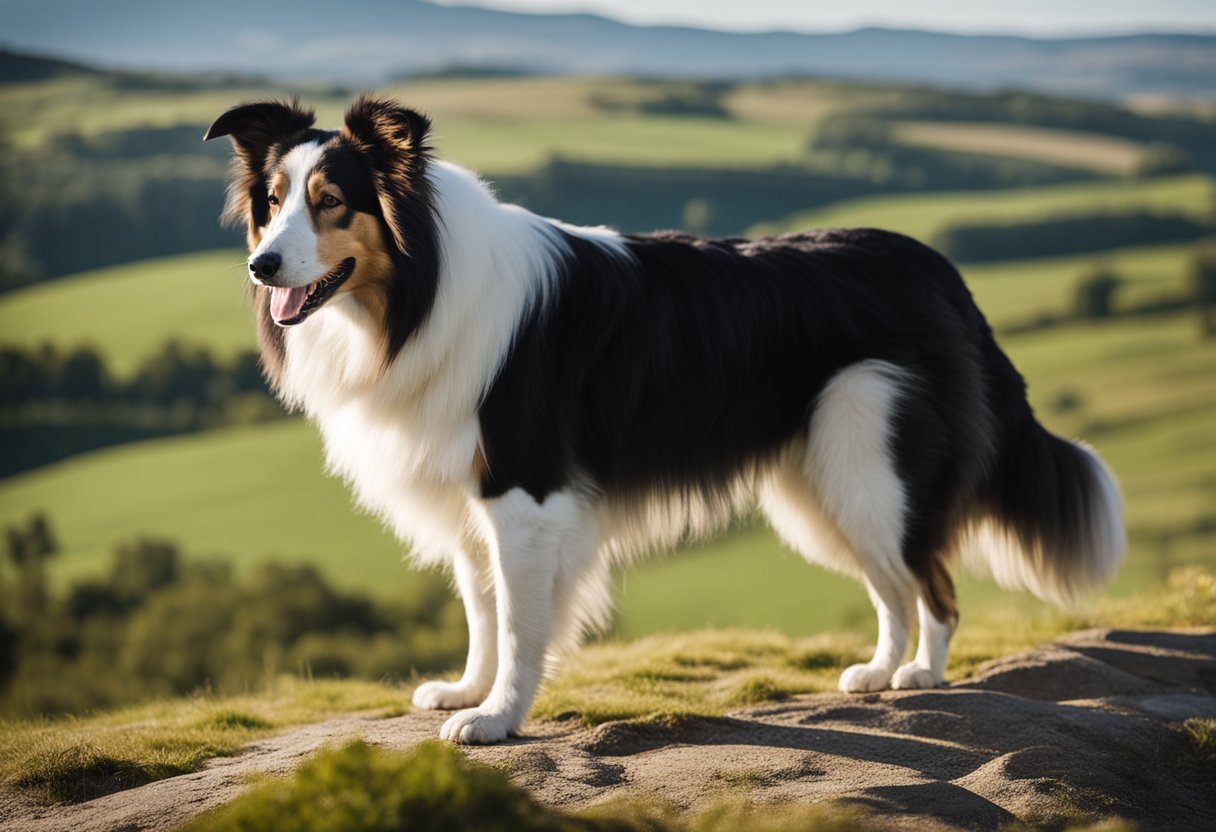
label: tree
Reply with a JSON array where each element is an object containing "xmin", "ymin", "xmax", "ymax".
[
  {"xmin": 1074, "ymin": 268, "xmax": 1121, "ymax": 320},
  {"xmin": 109, "ymin": 539, "xmax": 180, "ymax": 604},
  {"xmin": 3, "ymin": 512, "xmax": 58, "ymax": 621},
  {"xmin": 1189, "ymin": 243, "xmax": 1216, "ymax": 337}
]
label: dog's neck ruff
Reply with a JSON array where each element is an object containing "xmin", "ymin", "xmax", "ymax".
[{"xmin": 275, "ymin": 160, "xmax": 625, "ymax": 490}]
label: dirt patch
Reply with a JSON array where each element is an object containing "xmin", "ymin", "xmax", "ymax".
[{"xmin": 3, "ymin": 628, "xmax": 1214, "ymax": 832}]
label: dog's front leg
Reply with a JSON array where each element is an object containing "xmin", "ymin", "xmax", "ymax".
[
  {"xmin": 439, "ymin": 489, "xmax": 593, "ymax": 744},
  {"xmin": 412, "ymin": 547, "xmax": 497, "ymax": 710}
]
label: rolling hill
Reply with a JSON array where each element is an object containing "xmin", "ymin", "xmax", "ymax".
[{"xmin": 2, "ymin": 2, "xmax": 1214, "ymax": 99}]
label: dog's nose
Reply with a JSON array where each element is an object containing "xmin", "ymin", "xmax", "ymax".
[{"xmin": 249, "ymin": 252, "xmax": 282, "ymax": 282}]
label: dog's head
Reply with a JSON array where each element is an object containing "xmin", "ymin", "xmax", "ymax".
[{"xmin": 205, "ymin": 97, "xmax": 440, "ymax": 361}]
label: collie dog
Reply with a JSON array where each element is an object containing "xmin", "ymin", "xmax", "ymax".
[{"xmin": 205, "ymin": 97, "xmax": 1125, "ymax": 744}]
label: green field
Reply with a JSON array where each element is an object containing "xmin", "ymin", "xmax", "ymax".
[
  {"xmin": 7, "ymin": 73, "xmax": 1148, "ymax": 178},
  {"xmin": 964, "ymin": 243, "xmax": 1202, "ymax": 322},
  {"xmin": 0, "ymin": 75, "xmax": 820, "ymax": 173},
  {"xmin": 0, "ymin": 420, "xmax": 407, "ymax": 591},
  {"xmin": 751, "ymin": 173, "xmax": 1216, "ymax": 241},
  {"xmin": 0, "ymin": 250, "xmax": 253, "ymax": 375},
  {"xmin": 892, "ymin": 120, "xmax": 1147, "ymax": 174}
]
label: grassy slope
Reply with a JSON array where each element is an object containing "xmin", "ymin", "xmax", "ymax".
[
  {"xmin": 0, "ymin": 75, "xmax": 822, "ymax": 173},
  {"xmin": 2, "ymin": 73, "xmax": 1167, "ymax": 177},
  {"xmin": 2, "ymin": 568, "xmax": 1211, "ymax": 808},
  {"xmin": 892, "ymin": 121, "xmax": 1146, "ymax": 174},
  {"xmin": 0, "ymin": 249, "xmax": 252, "ymax": 375},
  {"xmin": 0, "ymin": 420, "xmax": 407, "ymax": 591},
  {"xmin": 750, "ymin": 173, "xmax": 1216, "ymax": 241},
  {"xmin": 963, "ymin": 243, "xmax": 1201, "ymax": 322},
  {"xmin": 0, "ymin": 678, "xmax": 408, "ymax": 802}
]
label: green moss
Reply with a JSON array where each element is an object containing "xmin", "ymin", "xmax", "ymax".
[
  {"xmin": 184, "ymin": 740, "xmax": 883, "ymax": 832},
  {"xmin": 728, "ymin": 676, "xmax": 791, "ymax": 706},
  {"xmin": 184, "ymin": 741, "xmax": 586, "ymax": 832}
]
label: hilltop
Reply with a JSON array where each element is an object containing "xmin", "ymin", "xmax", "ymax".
[
  {"xmin": 2, "ymin": 628, "xmax": 1214, "ymax": 831},
  {"xmin": 2, "ymin": 1, "xmax": 1214, "ymax": 99}
]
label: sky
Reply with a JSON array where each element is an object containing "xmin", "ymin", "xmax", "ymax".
[{"xmin": 434, "ymin": 0, "xmax": 1216, "ymax": 36}]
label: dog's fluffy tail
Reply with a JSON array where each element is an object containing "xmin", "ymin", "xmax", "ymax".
[{"xmin": 963, "ymin": 418, "xmax": 1126, "ymax": 607}]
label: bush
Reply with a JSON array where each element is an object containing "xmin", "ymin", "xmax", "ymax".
[
  {"xmin": 1074, "ymin": 269, "xmax": 1122, "ymax": 320},
  {"xmin": 0, "ymin": 341, "xmax": 281, "ymax": 476},
  {"xmin": 185, "ymin": 741, "xmax": 577, "ymax": 832},
  {"xmin": 932, "ymin": 212, "xmax": 1214, "ymax": 263},
  {"xmin": 0, "ymin": 524, "xmax": 465, "ymax": 718}
]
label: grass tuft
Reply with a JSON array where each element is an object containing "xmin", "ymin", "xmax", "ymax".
[
  {"xmin": 728, "ymin": 676, "xmax": 792, "ymax": 706},
  {"xmin": 183, "ymin": 739, "xmax": 882, "ymax": 832},
  {"xmin": 1177, "ymin": 717, "xmax": 1216, "ymax": 781},
  {"xmin": 207, "ymin": 710, "xmax": 274, "ymax": 731},
  {"xmin": 533, "ymin": 630, "xmax": 869, "ymax": 726},
  {"xmin": 11, "ymin": 742, "xmax": 172, "ymax": 803},
  {"xmin": 0, "ymin": 678, "xmax": 407, "ymax": 803},
  {"xmin": 182, "ymin": 740, "xmax": 566, "ymax": 832}
]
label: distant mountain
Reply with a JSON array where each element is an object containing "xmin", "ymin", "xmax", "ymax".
[{"xmin": 2, "ymin": 0, "xmax": 1213, "ymax": 99}]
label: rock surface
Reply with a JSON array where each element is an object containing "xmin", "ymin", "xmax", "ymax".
[{"xmin": 3, "ymin": 628, "xmax": 1215, "ymax": 831}]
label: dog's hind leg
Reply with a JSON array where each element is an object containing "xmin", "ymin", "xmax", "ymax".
[
  {"xmin": 412, "ymin": 546, "xmax": 498, "ymax": 710},
  {"xmin": 804, "ymin": 359, "xmax": 919, "ymax": 693},
  {"xmin": 892, "ymin": 594, "xmax": 954, "ymax": 689},
  {"xmin": 439, "ymin": 489, "xmax": 597, "ymax": 744}
]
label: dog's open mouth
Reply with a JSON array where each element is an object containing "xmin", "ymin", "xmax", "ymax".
[{"xmin": 270, "ymin": 257, "xmax": 356, "ymax": 327}]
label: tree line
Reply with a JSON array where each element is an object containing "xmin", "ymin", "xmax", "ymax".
[
  {"xmin": 0, "ymin": 341, "xmax": 281, "ymax": 476},
  {"xmin": 933, "ymin": 213, "xmax": 1215, "ymax": 263},
  {"xmin": 0, "ymin": 513, "xmax": 465, "ymax": 717}
]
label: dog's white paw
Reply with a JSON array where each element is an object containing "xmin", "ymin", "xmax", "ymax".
[
  {"xmin": 891, "ymin": 662, "xmax": 942, "ymax": 690},
  {"xmin": 439, "ymin": 707, "xmax": 514, "ymax": 745},
  {"xmin": 412, "ymin": 680, "xmax": 486, "ymax": 711},
  {"xmin": 838, "ymin": 662, "xmax": 895, "ymax": 693}
]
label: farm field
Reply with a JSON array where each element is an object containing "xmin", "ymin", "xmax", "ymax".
[
  {"xmin": 0, "ymin": 75, "xmax": 829, "ymax": 172},
  {"xmin": 751, "ymin": 173, "xmax": 1216, "ymax": 242},
  {"xmin": 892, "ymin": 120, "xmax": 1146, "ymax": 174},
  {"xmin": 1, "ymin": 72, "xmax": 1170, "ymax": 177},
  {"xmin": 0, "ymin": 249, "xmax": 252, "ymax": 375}
]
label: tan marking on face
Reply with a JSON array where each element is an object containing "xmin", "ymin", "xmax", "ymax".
[
  {"xmin": 307, "ymin": 171, "xmax": 345, "ymax": 209},
  {"xmin": 315, "ymin": 200, "xmax": 396, "ymax": 333},
  {"xmin": 268, "ymin": 171, "xmax": 288, "ymax": 222}
]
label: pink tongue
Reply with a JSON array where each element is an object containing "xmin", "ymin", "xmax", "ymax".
[{"xmin": 270, "ymin": 286, "xmax": 309, "ymax": 323}]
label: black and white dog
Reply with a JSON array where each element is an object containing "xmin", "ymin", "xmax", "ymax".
[{"xmin": 206, "ymin": 97, "xmax": 1125, "ymax": 744}]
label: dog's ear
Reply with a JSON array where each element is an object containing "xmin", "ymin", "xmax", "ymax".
[
  {"xmin": 341, "ymin": 96, "xmax": 433, "ymax": 255},
  {"xmin": 204, "ymin": 100, "xmax": 316, "ymax": 237},
  {"xmin": 204, "ymin": 99, "xmax": 316, "ymax": 168}
]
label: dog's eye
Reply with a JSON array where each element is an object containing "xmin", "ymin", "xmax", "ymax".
[
  {"xmin": 320, "ymin": 194, "xmax": 343, "ymax": 209},
  {"xmin": 267, "ymin": 192, "xmax": 279, "ymax": 206}
]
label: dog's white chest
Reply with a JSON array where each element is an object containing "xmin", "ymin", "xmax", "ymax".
[{"xmin": 312, "ymin": 395, "xmax": 481, "ymax": 564}]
